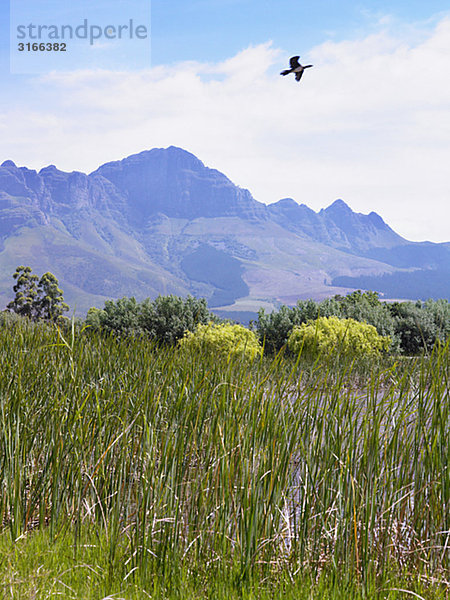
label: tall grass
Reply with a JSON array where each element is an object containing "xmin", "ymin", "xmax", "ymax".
[{"xmin": 0, "ymin": 317, "xmax": 448, "ymax": 597}]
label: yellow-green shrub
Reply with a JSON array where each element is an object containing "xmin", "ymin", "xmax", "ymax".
[
  {"xmin": 288, "ymin": 316, "xmax": 391, "ymax": 359},
  {"xmin": 179, "ymin": 322, "xmax": 262, "ymax": 361}
]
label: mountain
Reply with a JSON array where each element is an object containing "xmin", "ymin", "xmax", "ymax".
[
  {"xmin": 92, "ymin": 148, "xmax": 268, "ymax": 222},
  {"xmin": 0, "ymin": 146, "xmax": 449, "ymax": 316},
  {"xmin": 267, "ymin": 197, "xmax": 407, "ymax": 252}
]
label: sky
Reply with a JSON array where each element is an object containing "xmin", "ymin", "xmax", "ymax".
[{"xmin": 1, "ymin": 0, "xmax": 449, "ymax": 242}]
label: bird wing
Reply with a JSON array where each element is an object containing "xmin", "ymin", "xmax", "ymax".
[
  {"xmin": 295, "ymin": 70, "xmax": 304, "ymax": 81},
  {"xmin": 289, "ymin": 56, "xmax": 300, "ymax": 69}
]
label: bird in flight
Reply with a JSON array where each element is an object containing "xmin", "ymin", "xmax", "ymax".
[{"xmin": 280, "ymin": 56, "xmax": 313, "ymax": 82}]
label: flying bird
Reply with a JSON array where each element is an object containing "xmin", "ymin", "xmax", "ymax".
[{"xmin": 280, "ymin": 56, "xmax": 313, "ymax": 82}]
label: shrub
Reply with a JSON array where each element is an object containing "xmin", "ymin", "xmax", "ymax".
[
  {"xmin": 331, "ymin": 290, "xmax": 398, "ymax": 340},
  {"xmin": 256, "ymin": 300, "xmax": 318, "ymax": 353},
  {"xmin": 85, "ymin": 306, "xmax": 107, "ymax": 330},
  {"xmin": 139, "ymin": 295, "xmax": 214, "ymax": 345},
  {"xmin": 179, "ymin": 322, "xmax": 262, "ymax": 362},
  {"xmin": 86, "ymin": 297, "xmax": 142, "ymax": 336},
  {"xmin": 256, "ymin": 292, "xmax": 399, "ymax": 354},
  {"xmin": 288, "ymin": 316, "xmax": 391, "ymax": 359},
  {"xmin": 390, "ymin": 301, "xmax": 439, "ymax": 355},
  {"xmin": 85, "ymin": 295, "xmax": 216, "ymax": 343},
  {"xmin": 387, "ymin": 299, "xmax": 450, "ymax": 354}
]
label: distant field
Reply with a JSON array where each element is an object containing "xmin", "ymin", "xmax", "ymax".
[{"xmin": 0, "ymin": 318, "xmax": 448, "ymax": 599}]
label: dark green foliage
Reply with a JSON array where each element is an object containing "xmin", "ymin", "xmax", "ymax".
[
  {"xmin": 6, "ymin": 266, "xmax": 38, "ymax": 318},
  {"xmin": 332, "ymin": 264, "xmax": 450, "ymax": 300},
  {"xmin": 35, "ymin": 271, "xmax": 70, "ymax": 322},
  {"xmin": 257, "ymin": 301, "xmax": 318, "ymax": 353},
  {"xmin": 86, "ymin": 294, "xmax": 216, "ymax": 343},
  {"xmin": 84, "ymin": 306, "xmax": 105, "ymax": 329},
  {"xmin": 81, "ymin": 289, "xmax": 449, "ymax": 356},
  {"xmin": 87, "ymin": 296, "xmax": 141, "ymax": 336},
  {"xmin": 181, "ymin": 244, "xmax": 249, "ymax": 307},
  {"xmin": 389, "ymin": 299, "xmax": 450, "ymax": 354},
  {"xmin": 424, "ymin": 298, "xmax": 450, "ymax": 336},
  {"xmin": 6, "ymin": 266, "xmax": 69, "ymax": 323},
  {"xmin": 139, "ymin": 294, "xmax": 216, "ymax": 344}
]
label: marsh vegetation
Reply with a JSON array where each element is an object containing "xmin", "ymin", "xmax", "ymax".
[{"xmin": 0, "ymin": 315, "xmax": 448, "ymax": 598}]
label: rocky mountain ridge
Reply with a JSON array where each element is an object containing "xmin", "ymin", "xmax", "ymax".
[{"xmin": 1, "ymin": 146, "xmax": 448, "ymax": 315}]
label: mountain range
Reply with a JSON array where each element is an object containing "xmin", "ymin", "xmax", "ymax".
[{"xmin": 0, "ymin": 146, "xmax": 449, "ymax": 317}]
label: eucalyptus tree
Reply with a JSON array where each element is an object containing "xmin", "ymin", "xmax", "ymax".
[{"xmin": 7, "ymin": 266, "xmax": 69, "ymax": 323}]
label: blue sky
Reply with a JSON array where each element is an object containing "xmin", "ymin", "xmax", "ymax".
[
  {"xmin": 2, "ymin": 0, "xmax": 448, "ymax": 68},
  {"xmin": 1, "ymin": 0, "xmax": 450, "ymax": 241},
  {"xmin": 150, "ymin": 0, "xmax": 449, "ymax": 64}
]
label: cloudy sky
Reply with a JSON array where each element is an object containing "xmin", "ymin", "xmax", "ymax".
[{"xmin": 1, "ymin": 0, "xmax": 449, "ymax": 242}]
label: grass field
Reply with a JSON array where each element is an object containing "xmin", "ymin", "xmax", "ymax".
[{"xmin": 0, "ymin": 317, "xmax": 448, "ymax": 599}]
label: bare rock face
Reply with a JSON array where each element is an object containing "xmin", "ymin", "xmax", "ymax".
[
  {"xmin": 92, "ymin": 146, "xmax": 268, "ymax": 222},
  {"xmin": 0, "ymin": 161, "xmax": 48, "ymax": 235}
]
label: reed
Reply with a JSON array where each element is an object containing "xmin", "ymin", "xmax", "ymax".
[{"xmin": 0, "ymin": 318, "xmax": 448, "ymax": 598}]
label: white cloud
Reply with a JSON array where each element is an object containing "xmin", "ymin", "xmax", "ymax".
[{"xmin": 2, "ymin": 19, "xmax": 450, "ymax": 242}]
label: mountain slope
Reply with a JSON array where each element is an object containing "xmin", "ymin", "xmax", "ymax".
[
  {"xmin": 0, "ymin": 147, "xmax": 448, "ymax": 315},
  {"xmin": 268, "ymin": 197, "xmax": 407, "ymax": 252}
]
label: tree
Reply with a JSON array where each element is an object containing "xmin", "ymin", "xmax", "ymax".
[
  {"xmin": 35, "ymin": 272, "xmax": 69, "ymax": 322},
  {"xmin": 6, "ymin": 266, "xmax": 38, "ymax": 318},
  {"xmin": 7, "ymin": 266, "xmax": 69, "ymax": 323}
]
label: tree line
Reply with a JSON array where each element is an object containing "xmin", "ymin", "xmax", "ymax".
[{"xmin": 3, "ymin": 266, "xmax": 450, "ymax": 355}]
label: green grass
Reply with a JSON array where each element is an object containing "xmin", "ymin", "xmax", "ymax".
[
  {"xmin": 1, "ymin": 530, "xmax": 446, "ymax": 599},
  {"xmin": 0, "ymin": 316, "xmax": 448, "ymax": 598}
]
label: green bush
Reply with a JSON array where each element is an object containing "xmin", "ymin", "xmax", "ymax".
[
  {"xmin": 256, "ymin": 300, "xmax": 319, "ymax": 353},
  {"xmin": 389, "ymin": 299, "xmax": 450, "ymax": 354},
  {"xmin": 288, "ymin": 316, "xmax": 391, "ymax": 359},
  {"xmin": 329, "ymin": 290, "xmax": 398, "ymax": 340},
  {"xmin": 139, "ymin": 295, "xmax": 214, "ymax": 344},
  {"xmin": 86, "ymin": 297, "xmax": 141, "ymax": 336},
  {"xmin": 85, "ymin": 295, "xmax": 216, "ymax": 343},
  {"xmin": 179, "ymin": 322, "xmax": 262, "ymax": 361},
  {"xmin": 257, "ymin": 292, "xmax": 399, "ymax": 354}
]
